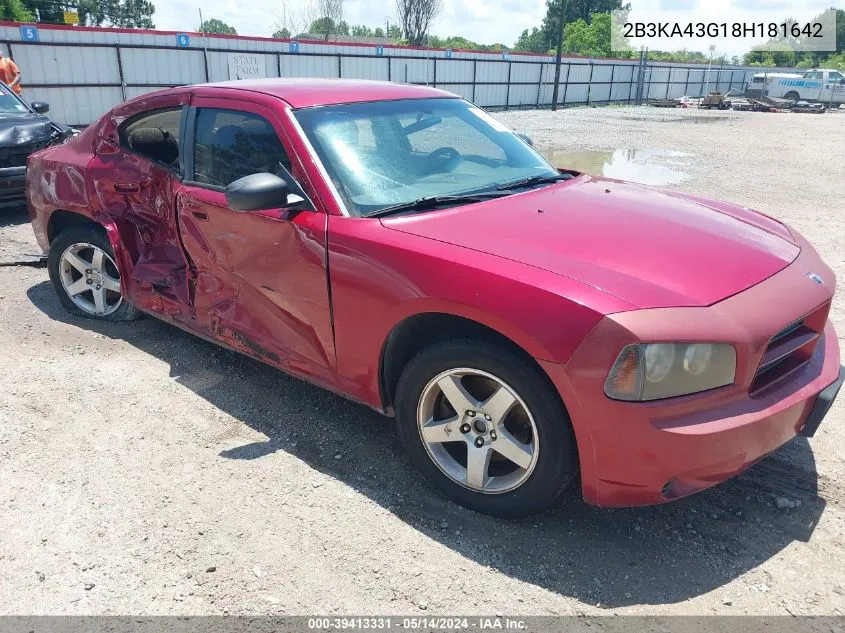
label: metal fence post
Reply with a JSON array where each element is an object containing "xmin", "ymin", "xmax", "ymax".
[
  {"xmin": 665, "ymin": 67, "xmax": 671, "ymax": 99},
  {"xmin": 609, "ymin": 63, "xmax": 615, "ymax": 104},
  {"xmin": 337, "ymin": 54, "xmax": 342, "ymax": 78},
  {"xmin": 277, "ymin": 53, "xmax": 282, "ymax": 78},
  {"xmin": 586, "ymin": 62, "xmax": 595, "ymax": 105},
  {"xmin": 699, "ymin": 67, "xmax": 706, "ymax": 97},
  {"xmin": 202, "ymin": 47, "xmax": 210, "ymax": 82},
  {"xmin": 471, "ymin": 60, "xmax": 477, "ymax": 103},
  {"xmin": 683, "ymin": 67, "xmax": 690, "ymax": 96},
  {"xmin": 635, "ymin": 50, "xmax": 647, "ymax": 104},
  {"xmin": 505, "ymin": 61, "xmax": 512, "ymax": 109},
  {"xmin": 536, "ymin": 62, "xmax": 544, "ymax": 106},
  {"xmin": 433, "ymin": 58, "xmax": 437, "ymax": 88},
  {"xmin": 387, "ymin": 56, "xmax": 391, "ymax": 82},
  {"xmin": 562, "ymin": 62, "xmax": 570, "ymax": 107},
  {"xmin": 115, "ymin": 46, "xmax": 127, "ymax": 102}
]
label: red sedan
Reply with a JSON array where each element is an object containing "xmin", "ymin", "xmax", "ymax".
[{"xmin": 26, "ymin": 79, "xmax": 843, "ymax": 516}]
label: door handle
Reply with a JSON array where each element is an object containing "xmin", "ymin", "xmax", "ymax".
[
  {"xmin": 190, "ymin": 210, "xmax": 209, "ymax": 221},
  {"xmin": 113, "ymin": 182, "xmax": 142, "ymax": 194}
]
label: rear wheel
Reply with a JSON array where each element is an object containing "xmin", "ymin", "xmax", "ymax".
[
  {"xmin": 395, "ymin": 339, "xmax": 578, "ymax": 516},
  {"xmin": 784, "ymin": 91, "xmax": 800, "ymax": 101},
  {"xmin": 48, "ymin": 225, "xmax": 141, "ymax": 321}
]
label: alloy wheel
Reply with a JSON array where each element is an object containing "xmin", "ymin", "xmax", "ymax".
[
  {"xmin": 58, "ymin": 242, "xmax": 123, "ymax": 317},
  {"xmin": 416, "ymin": 368, "xmax": 539, "ymax": 494}
]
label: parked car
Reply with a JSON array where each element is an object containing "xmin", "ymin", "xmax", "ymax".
[
  {"xmin": 0, "ymin": 82, "xmax": 74, "ymax": 209},
  {"xmin": 27, "ymin": 79, "xmax": 843, "ymax": 516}
]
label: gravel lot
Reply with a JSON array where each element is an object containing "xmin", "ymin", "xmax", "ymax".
[{"xmin": 1, "ymin": 105, "xmax": 843, "ymax": 616}]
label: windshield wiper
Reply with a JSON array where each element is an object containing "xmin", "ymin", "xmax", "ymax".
[
  {"xmin": 363, "ymin": 192, "xmax": 511, "ymax": 218},
  {"xmin": 496, "ymin": 173, "xmax": 572, "ymax": 191}
]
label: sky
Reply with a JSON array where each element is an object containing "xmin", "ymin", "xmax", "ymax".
[
  {"xmin": 152, "ymin": 0, "xmax": 547, "ymax": 46},
  {"xmin": 152, "ymin": 0, "xmax": 843, "ymax": 54}
]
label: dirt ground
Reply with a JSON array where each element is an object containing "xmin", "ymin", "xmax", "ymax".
[{"xmin": 1, "ymin": 105, "xmax": 843, "ymax": 616}]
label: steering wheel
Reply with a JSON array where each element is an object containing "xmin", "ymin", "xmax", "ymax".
[{"xmin": 424, "ymin": 146, "xmax": 462, "ymax": 175}]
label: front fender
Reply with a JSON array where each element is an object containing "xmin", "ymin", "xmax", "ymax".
[{"xmin": 326, "ymin": 216, "xmax": 631, "ymax": 409}]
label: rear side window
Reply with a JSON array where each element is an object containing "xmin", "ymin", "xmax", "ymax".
[
  {"xmin": 192, "ymin": 108, "xmax": 292, "ymax": 188},
  {"xmin": 119, "ymin": 107, "xmax": 182, "ymax": 170}
]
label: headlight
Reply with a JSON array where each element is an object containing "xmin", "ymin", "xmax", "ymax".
[{"xmin": 604, "ymin": 343, "xmax": 736, "ymax": 401}]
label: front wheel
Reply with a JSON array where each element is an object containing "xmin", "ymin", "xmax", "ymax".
[
  {"xmin": 48, "ymin": 224, "xmax": 141, "ymax": 321},
  {"xmin": 395, "ymin": 340, "xmax": 578, "ymax": 516}
]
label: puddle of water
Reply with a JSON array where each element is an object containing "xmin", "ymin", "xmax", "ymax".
[{"xmin": 541, "ymin": 148, "xmax": 689, "ymax": 186}]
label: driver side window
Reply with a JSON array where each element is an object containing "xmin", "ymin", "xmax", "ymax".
[{"xmin": 192, "ymin": 108, "xmax": 292, "ymax": 188}]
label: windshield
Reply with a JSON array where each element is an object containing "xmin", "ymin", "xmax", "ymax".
[
  {"xmin": 0, "ymin": 83, "xmax": 30, "ymax": 116},
  {"xmin": 294, "ymin": 98, "xmax": 559, "ymax": 216}
]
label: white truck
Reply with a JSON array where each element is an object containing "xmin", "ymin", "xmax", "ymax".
[{"xmin": 746, "ymin": 68, "xmax": 845, "ymax": 105}]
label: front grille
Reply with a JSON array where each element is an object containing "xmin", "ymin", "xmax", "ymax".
[
  {"xmin": 2, "ymin": 149, "xmax": 30, "ymax": 167},
  {"xmin": 750, "ymin": 304, "xmax": 829, "ymax": 395},
  {"xmin": 0, "ymin": 139, "xmax": 53, "ymax": 168}
]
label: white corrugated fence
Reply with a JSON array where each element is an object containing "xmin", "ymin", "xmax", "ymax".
[{"xmin": 0, "ymin": 22, "xmax": 788, "ymax": 126}]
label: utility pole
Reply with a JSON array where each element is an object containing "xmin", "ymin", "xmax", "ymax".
[
  {"xmin": 705, "ymin": 44, "xmax": 715, "ymax": 94},
  {"xmin": 550, "ymin": 0, "xmax": 567, "ymax": 111}
]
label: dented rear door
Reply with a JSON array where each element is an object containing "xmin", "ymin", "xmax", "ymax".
[
  {"xmin": 175, "ymin": 96, "xmax": 335, "ymax": 383},
  {"xmin": 87, "ymin": 92, "xmax": 193, "ymax": 323}
]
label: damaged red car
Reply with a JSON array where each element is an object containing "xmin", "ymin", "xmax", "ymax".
[{"xmin": 27, "ymin": 79, "xmax": 843, "ymax": 516}]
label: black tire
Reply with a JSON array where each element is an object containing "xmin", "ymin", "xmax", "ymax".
[
  {"xmin": 48, "ymin": 224, "xmax": 141, "ymax": 322},
  {"xmin": 395, "ymin": 339, "xmax": 578, "ymax": 517},
  {"xmin": 784, "ymin": 91, "xmax": 800, "ymax": 102}
]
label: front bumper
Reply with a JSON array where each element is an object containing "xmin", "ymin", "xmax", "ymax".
[
  {"xmin": 543, "ymin": 238, "xmax": 841, "ymax": 507},
  {"xmin": 799, "ymin": 365, "xmax": 845, "ymax": 438},
  {"xmin": 0, "ymin": 166, "xmax": 26, "ymax": 209}
]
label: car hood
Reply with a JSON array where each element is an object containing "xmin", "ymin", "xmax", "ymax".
[
  {"xmin": 381, "ymin": 175, "xmax": 800, "ymax": 309},
  {"xmin": 0, "ymin": 114, "xmax": 56, "ymax": 147}
]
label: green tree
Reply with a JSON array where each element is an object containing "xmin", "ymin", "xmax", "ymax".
[
  {"xmin": 272, "ymin": 27, "xmax": 290, "ymax": 39},
  {"xmin": 373, "ymin": 26, "xmax": 385, "ymax": 37},
  {"xmin": 386, "ymin": 24, "xmax": 401, "ymax": 39},
  {"xmin": 514, "ymin": 27, "xmax": 548, "ymax": 53},
  {"xmin": 1, "ymin": 0, "xmax": 33, "ymax": 21},
  {"xmin": 561, "ymin": 19, "xmax": 594, "ymax": 55},
  {"xmin": 350, "ymin": 24, "xmax": 372, "ymax": 36},
  {"xmin": 309, "ymin": 16, "xmax": 349, "ymax": 36},
  {"xmin": 199, "ymin": 18, "xmax": 236, "ymax": 35},
  {"xmin": 539, "ymin": 0, "xmax": 628, "ymax": 52},
  {"xmin": 742, "ymin": 9, "xmax": 845, "ymax": 68},
  {"xmin": 24, "ymin": 0, "xmax": 154, "ymax": 27},
  {"xmin": 22, "ymin": 0, "xmax": 62, "ymax": 23},
  {"xmin": 556, "ymin": 12, "xmax": 625, "ymax": 57}
]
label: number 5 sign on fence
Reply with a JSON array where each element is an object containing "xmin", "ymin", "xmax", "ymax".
[{"xmin": 228, "ymin": 54, "xmax": 266, "ymax": 80}]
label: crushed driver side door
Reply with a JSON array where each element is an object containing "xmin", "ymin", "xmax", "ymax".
[{"xmin": 175, "ymin": 95, "xmax": 335, "ymax": 385}]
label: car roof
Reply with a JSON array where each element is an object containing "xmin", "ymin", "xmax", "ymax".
[{"xmin": 193, "ymin": 78, "xmax": 457, "ymax": 108}]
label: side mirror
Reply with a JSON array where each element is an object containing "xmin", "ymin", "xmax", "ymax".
[
  {"xmin": 31, "ymin": 101, "xmax": 50, "ymax": 114},
  {"xmin": 225, "ymin": 168, "xmax": 310, "ymax": 212},
  {"xmin": 514, "ymin": 132, "xmax": 534, "ymax": 147}
]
